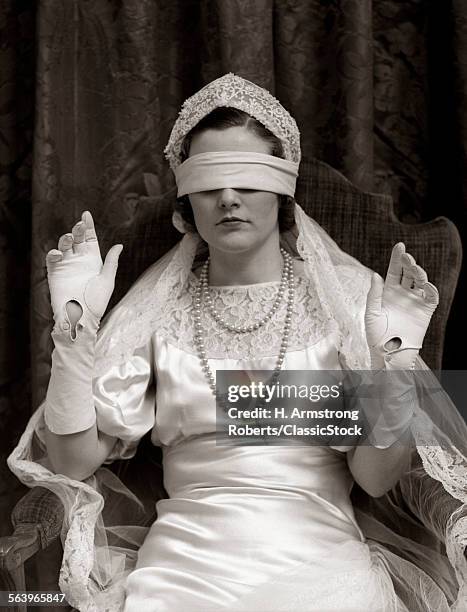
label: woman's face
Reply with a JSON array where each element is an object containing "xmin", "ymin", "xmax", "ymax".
[{"xmin": 187, "ymin": 126, "xmax": 280, "ymax": 254}]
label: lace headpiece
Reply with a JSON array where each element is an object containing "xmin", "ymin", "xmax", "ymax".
[{"xmin": 164, "ymin": 73, "xmax": 301, "ymax": 169}]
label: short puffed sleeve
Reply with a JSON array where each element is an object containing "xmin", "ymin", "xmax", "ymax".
[{"xmin": 93, "ymin": 338, "xmax": 156, "ymax": 461}]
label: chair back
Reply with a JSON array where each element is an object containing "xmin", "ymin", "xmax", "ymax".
[{"xmin": 296, "ymin": 158, "xmax": 463, "ymax": 370}]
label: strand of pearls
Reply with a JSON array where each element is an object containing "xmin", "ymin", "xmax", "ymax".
[
  {"xmin": 199, "ymin": 248, "xmax": 292, "ymax": 333},
  {"xmin": 192, "ymin": 251, "xmax": 295, "ymax": 401}
]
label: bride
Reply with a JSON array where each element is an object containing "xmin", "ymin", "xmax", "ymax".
[{"xmin": 8, "ymin": 74, "xmax": 467, "ymax": 611}]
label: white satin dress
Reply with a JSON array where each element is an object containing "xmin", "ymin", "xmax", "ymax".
[{"xmin": 93, "ymin": 272, "xmax": 406, "ymax": 611}]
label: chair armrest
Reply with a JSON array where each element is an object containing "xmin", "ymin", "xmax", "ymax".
[
  {"xmin": 0, "ymin": 525, "xmax": 41, "ymax": 576},
  {"xmin": 0, "ymin": 487, "xmax": 64, "ymax": 573}
]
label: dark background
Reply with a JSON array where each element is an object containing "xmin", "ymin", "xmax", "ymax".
[{"xmin": 1, "ymin": 0, "xmax": 466, "ymax": 529}]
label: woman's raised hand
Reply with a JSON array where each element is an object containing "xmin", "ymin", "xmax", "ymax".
[
  {"xmin": 46, "ymin": 211, "xmax": 123, "ymax": 337},
  {"xmin": 364, "ymin": 243, "xmax": 439, "ymax": 370}
]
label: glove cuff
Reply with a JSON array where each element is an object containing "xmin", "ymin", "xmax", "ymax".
[
  {"xmin": 370, "ymin": 369, "xmax": 416, "ymax": 449},
  {"xmin": 347, "ymin": 370, "xmax": 417, "ymax": 449},
  {"xmin": 45, "ymin": 324, "xmax": 98, "ymax": 435}
]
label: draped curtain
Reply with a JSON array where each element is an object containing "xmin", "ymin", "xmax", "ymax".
[{"xmin": 1, "ymin": 0, "xmax": 466, "ymax": 529}]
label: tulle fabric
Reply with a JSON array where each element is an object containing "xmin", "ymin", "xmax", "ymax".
[{"xmin": 7, "ymin": 203, "xmax": 467, "ymax": 611}]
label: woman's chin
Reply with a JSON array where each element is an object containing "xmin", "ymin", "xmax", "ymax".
[
  {"xmin": 201, "ymin": 224, "xmax": 280, "ymax": 254},
  {"xmin": 206, "ymin": 236, "xmax": 264, "ymax": 255},
  {"xmin": 200, "ymin": 229, "xmax": 254, "ymax": 253}
]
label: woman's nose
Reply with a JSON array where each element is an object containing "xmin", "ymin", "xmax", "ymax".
[{"xmin": 217, "ymin": 188, "xmax": 241, "ymax": 209}]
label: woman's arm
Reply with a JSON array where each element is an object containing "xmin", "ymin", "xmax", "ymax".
[
  {"xmin": 44, "ymin": 331, "xmax": 156, "ymax": 481},
  {"xmin": 45, "ymin": 424, "xmax": 117, "ymax": 482},
  {"xmin": 346, "ymin": 431, "xmax": 412, "ymax": 497},
  {"xmin": 43, "ymin": 212, "xmax": 122, "ymax": 480},
  {"xmin": 349, "ymin": 242, "xmax": 438, "ymax": 497},
  {"xmin": 44, "ymin": 300, "xmax": 119, "ymax": 481},
  {"xmin": 343, "ymin": 357, "xmax": 415, "ymax": 497}
]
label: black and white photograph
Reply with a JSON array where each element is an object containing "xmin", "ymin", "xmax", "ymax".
[{"xmin": 1, "ymin": 2, "xmax": 467, "ymax": 611}]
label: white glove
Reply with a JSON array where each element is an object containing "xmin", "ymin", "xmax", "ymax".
[
  {"xmin": 46, "ymin": 210, "xmax": 123, "ymax": 339},
  {"xmin": 362, "ymin": 369, "xmax": 418, "ymax": 449},
  {"xmin": 45, "ymin": 211, "xmax": 123, "ymax": 434},
  {"xmin": 339, "ymin": 353, "xmax": 417, "ymax": 449},
  {"xmin": 365, "ymin": 243, "xmax": 439, "ymax": 370},
  {"xmin": 45, "ymin": 326, "xmax": 99, "ymax": 434}
]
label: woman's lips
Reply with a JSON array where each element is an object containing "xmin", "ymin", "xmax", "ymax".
[
  {"xmin": 217, "ymin": 219, "xmax": 247, "ymax": 228},
  {"xmin": 217, "ymin": 217, "xmax": 247, "ymax": 225}
]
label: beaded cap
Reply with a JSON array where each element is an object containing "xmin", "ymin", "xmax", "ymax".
[{"xmin": 164, "ymin": 73, "xmax": 301, "ymax": 170}]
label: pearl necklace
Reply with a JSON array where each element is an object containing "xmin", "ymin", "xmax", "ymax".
[
  {"xmin": 199, "ymin": 248, "xmax": 292, "ymax": 333},
  {"xmin": 192, "ymin": 252, "xmax": 295, "ymax": 400}
]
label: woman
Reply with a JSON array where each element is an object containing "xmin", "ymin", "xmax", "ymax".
[{"xmin": 8, "ymin": 74, "xmax": 467, "ymax": 611}]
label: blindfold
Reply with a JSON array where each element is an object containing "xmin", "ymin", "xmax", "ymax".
[{"xmin": 174, "ymin": 151, "xmax": 299, "ymax": 198}]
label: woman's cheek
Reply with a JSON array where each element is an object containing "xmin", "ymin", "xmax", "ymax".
[{"xmin": 191, "ymin": 199, "xmax": 215, "ymax": 230}]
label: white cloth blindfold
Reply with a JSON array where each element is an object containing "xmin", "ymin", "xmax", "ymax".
[{"xmin": 174, "ymin": 151, "xmax": 299, "ymax": 197}]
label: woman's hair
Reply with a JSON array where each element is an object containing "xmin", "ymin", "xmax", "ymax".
[{"xmin": 174, "ymin": 107, "xmax": 296, "ymax": 233}]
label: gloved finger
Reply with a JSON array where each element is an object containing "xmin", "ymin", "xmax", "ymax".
[
  {"xmin": 57, "ymin": 233, "xmax": 74, "ymax": 258},
  {"xmin": 401, "ymin": 253, "xmax": 416, "ymax": 289},
  {"xmin": 58, "ymin": 233, "xmax": 73, "ymax": 250},
  {"xmin": 46, "ymin": 249, "xmax": 63, "ymax": 266},
  {"xmin": 365, "ymin": 273, "xmax": 384, "ymax": 316},
  {"xmin": 401, "ymin": 252, "xmax": 416, "ymax": 267},
  {"xmin": 72, "ymin": 221, "xmax": 87, "ymax": 253},
  {"xmin": 82, "ymin": 210, "xmax": 101, "ymax": 259},
  {"xmin": 422, "ymin": 282, "xmax": 439, "ymax": 307},
  {"xmin": 411, "ymin": 264, "xmax": 428, "ymax": 286},
  {"xmin": 72, "ymin": 221, "xmax": 85, "ymax": 243},
  {"xmin": 82, "ymin": 210, "xmax": 98, "ymax": 242},
  {"xmin": 101, "ymin": 244, "xmax": 123, "ymax": 284},
  {"xmin": 385, "ymin": 242, "xmax": 405, "ymax": 285}
]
